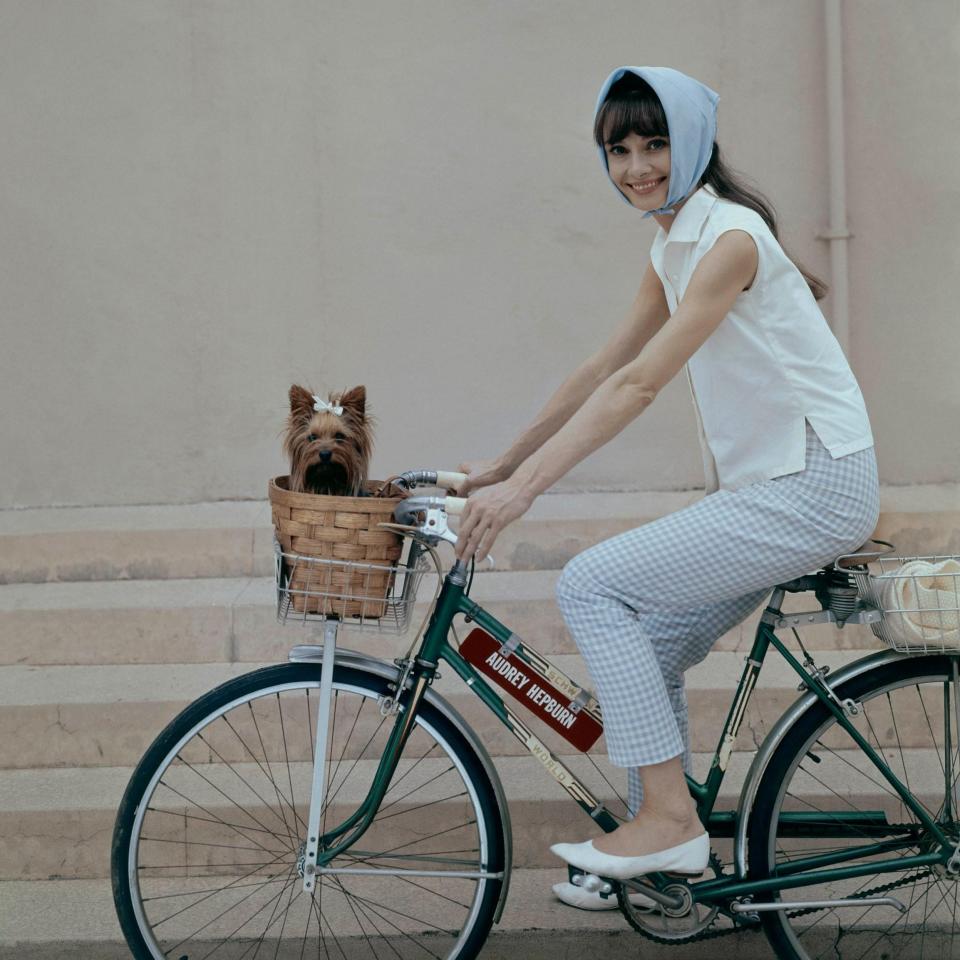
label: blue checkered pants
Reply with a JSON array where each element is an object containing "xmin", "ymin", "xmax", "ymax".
[{"xmin": 555, "ymin": 424, "xmax": 879, "ymax": 814}]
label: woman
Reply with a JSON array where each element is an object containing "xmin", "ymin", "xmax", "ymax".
[{"xmin": 454, "ymin": 66, "xmax": 878, "ymax": 908}]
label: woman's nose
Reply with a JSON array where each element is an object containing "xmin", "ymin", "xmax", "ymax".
[{"xmin": 628, "ymin": 151, "xmax": 653, "ymax": 176}]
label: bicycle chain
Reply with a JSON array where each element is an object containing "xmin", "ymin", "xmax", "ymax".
[{"xmin": 621, "ymin": 865, "xmax": 933, "ymax": 946}]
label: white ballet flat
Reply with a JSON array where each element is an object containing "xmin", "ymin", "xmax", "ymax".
[
  {"xmin": 552, "ymin": 881, "xmax": 656, "ymax": 912},
  {"xmin": 550, "ymin": 833, "xmax": 709, "ymax": 881}
]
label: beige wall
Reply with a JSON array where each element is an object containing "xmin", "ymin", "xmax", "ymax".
[{"xmin": 1, "ymin": 0, "xmax": 957, "ymax": 508}]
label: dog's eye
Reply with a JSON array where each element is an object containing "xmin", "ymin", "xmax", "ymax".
[
  {"xmin": 334, "ymin": 433, "xmax": 346, "ymax": 441},
  {"xmin": 307, "ymin": 434, "xmax": 317, "ymax": 442}
]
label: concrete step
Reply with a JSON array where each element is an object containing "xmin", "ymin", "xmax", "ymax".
[
  {"xmin": 0, "ymin": 872, "xmax": 774, "ymax": 959},
  {"xmin": 0, "ymin": 751, "xmax": 731, "ymax": 880},
  {"xmin": 0, "ymin": 648, "xmax": 878, "ymax": 770},
  {"xmin": 2, "ymin": 485, "xmax": 957, "ymax": 584},
  {"xmin": 0, "ymin": 570, "xmax": 886, "ymax": 667},
  {"xmin": 4, "ymin": 742, "xmax": 938, "ymax": 881}
]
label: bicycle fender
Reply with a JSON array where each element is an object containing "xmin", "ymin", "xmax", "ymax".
[
  {"xmin": 288, "ymin": 644, "xmax": 514, "ymax": 924},
  {"xmin": 733, "ymin": 647, "xmax": 910, "ymax": 879}
]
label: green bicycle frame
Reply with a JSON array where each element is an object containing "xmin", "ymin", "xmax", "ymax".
[{"xmin": 317, "ymin": 563, "xmax": 954, "ymax": 905}]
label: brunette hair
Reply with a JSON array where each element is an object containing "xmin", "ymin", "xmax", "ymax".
[{"xmin": 594, "ymin": 75, "xmax": 828, "ymax": 300}]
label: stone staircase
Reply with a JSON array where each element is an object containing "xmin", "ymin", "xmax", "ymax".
[{"xmin": 0, "ymin": 485, "xmax": 957, "ymax": 957}]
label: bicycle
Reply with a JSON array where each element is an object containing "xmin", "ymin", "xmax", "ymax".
[{"xmin": 111, "ymin": 470, "xmax": 960, "ymax": 959}]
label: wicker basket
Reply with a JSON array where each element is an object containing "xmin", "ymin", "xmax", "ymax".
[{"xmin": 269, "ymin": 477, "xmax": 404, "ymax": 619}]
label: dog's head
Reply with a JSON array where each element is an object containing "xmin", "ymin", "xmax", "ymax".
[{"xmin": 284, "ymin": 384, "xmax": 373, "ymax": 496}]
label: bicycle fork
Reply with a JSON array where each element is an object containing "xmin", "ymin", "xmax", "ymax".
[
  {"xmin": 300, "ymin": 624, "xmax": 438, "ymax": 892},
  {"xmin": 302, "ymin": 620, "xmax": 339, "ymax": 893}
]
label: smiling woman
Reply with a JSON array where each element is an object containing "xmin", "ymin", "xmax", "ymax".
[
  {"xmin": 453, "ymin": 63, "xmax": 878, "ymax": 913},
  {"xmin": 593, "ymin": 71, "xmax": 826, "ymax": 300},
  {"xmin": 605, "ymin": 132, "xmax": 671, "ymax": 205}
]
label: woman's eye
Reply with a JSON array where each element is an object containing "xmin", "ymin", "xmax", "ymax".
[
  {"xmin": 607, "ymin": 144, "xmax": 626, "ymax": 155},
  {"xmin": 648, "ymin": 138, "xmax": 668, "ymax": 150}
]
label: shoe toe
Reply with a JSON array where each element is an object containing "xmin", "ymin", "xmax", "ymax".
[{"xmin": 552, "ymin": 881, "xmax": 618, "ymax": 911}]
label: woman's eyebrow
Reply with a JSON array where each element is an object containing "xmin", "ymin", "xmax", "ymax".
[{"xmin": 604, "ymin": 135, "xmax": 669, "ymax": 146}]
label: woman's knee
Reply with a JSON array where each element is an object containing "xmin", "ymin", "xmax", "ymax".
[{"xmin": 555, "ymin": 550, "xmax": 605, "ymax": 606}]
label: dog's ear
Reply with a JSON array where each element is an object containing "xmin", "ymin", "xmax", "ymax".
[
  {"xmin": 288, "ymin": 384, "xmax": 315, "ymax": 421},
  {"xmin": 338, "ymin": 385, "xmax": 367, "ymax": 419}
]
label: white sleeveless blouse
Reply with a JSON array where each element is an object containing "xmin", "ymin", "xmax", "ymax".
[{"xmin": 649, "ymin": 185, "xmax": 873, "ymax": 493}]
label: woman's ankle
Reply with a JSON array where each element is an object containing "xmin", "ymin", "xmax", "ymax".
[{"xmin": 636, "ymin": 802, "xmax": 701, "ymax": 830}]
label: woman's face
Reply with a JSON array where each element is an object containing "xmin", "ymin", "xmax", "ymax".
[{"xmin": 603, "ymin": 131, "xmax": 671, "ymax": 210}]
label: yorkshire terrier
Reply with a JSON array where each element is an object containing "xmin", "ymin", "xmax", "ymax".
[{"xmin": 284, "ymin": 384, "xmax": 374, "ymax": 496}]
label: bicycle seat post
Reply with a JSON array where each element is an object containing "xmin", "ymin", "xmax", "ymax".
[{"xmin": 302, "ymin": 618, "xmax": 339, "ymax": 893}]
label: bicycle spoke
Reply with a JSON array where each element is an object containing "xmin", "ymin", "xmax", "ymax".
[
  {"xmin": 330, "ymin": 877, "xmax": 447, "ymax": 959},
  {"xmin": 277, "ymin": 691, "xmax": 304, "ymax": 846},
  {"xmin": 119, "ymin": 667, "xmax": 498, "ymax": 959},
  {"xmin": 376, "ymin": 763, "xmax": 456, "ymax": 817},
  {"xmin": 194, "ymin": 867, "xmax": 300, "ymax": 960},
  {"xmin": 374, "ymin": 789, "xmax": 469, "ymax": 823},
  {"xmin": 147, "ymin": 851, "xmax": 292, "ymax": 928},
  {"xmin": 380, "ymin": 740, "xmax": 442, "ymax": 801},
  {"xmin": 219, "ymin": 715, "xmax": 306, "ymax": 837},
  {"xmin": 247, "ymin": 699, "xmax": 300, "ymax": 846},
  {"xmin": 757, "ymin": 660, "xmax": 960, "ymax": 960},
  {"xmin": 146, "ymin": 805, "xmax": 293, "ymax": 839},
  {"xmin": 153, "ymin": 778, "xmax": 292, "ymax": 855}
]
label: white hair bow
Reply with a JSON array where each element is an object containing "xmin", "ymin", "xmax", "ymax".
[{"xmin": 312, "ymin": 395, "xmax": 343, "ymax": 416}]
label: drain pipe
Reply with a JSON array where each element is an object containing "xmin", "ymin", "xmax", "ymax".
[{"xmin": 820, "ymin": 0, "xmax": 852, "ymax": 356}]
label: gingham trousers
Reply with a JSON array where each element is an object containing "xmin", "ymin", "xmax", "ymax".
[{"xmin": 555, "ymin": 424, "xmax": 879, "ymax": 814}]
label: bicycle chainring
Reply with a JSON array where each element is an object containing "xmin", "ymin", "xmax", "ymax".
[{"xmin": 617, "ymin": 851, "xmax": 740, "ymax": 943}]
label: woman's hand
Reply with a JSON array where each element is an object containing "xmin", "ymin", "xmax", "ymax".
[
  {"xmin": 455, "ymin": 458, "xmax": 511, "ymax": 497},
  {"xmin": 453, "ymin": 478, "xmax": 534, "ymax": 563}
]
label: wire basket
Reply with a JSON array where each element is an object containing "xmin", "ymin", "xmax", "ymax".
[
  {"xmin": 275, "ymin": 538, "xmax": 431, "ymax": 633},
  {"xmin": 852, "ymin": 555, "xmax": 960, "ymax": 653}
]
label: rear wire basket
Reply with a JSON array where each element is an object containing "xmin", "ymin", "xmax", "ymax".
[
  {"xmin": 852, "ymin": 555, "xmax": 960, "ymax": 654},
  {"xmin": 274, "ymin": 538, "xmax": 431, "ymax": 634}
]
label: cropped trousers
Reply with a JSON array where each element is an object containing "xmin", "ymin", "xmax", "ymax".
[{"xmin": 554, "ymin": 425, "xmax": 879, "ymax": 815}]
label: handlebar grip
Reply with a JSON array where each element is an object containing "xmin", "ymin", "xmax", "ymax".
[
  {"xmin": 436, "ymin": 470, "xmax": 468, "ymax": 491},
  {"xmin": 444, "ymin": 496, "xmax": 467, "ymax": 516}
]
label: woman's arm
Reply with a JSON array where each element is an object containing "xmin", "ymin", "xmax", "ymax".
[
  {"xmin": 460, "ymin": 262, "xmax": 670, "ymax": 492},
  {"xmin": 454, "ymin": 230, "xmax": 758, "ymax": 560}
]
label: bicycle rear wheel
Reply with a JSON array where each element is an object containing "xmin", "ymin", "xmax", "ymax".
[
  {"xmin": 748, "ymin": 654, "xmax": 960, "ymax": 960},
  {"xmin": 112, "ymin": 662, "xmax": 505, "ymax": 959}
]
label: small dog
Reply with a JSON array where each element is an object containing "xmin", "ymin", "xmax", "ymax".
[{"xmin": 284, "ymin": 384, "xmax": 374, "ymax": 496}]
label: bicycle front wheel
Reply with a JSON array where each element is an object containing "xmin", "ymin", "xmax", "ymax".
[
  {"xmin": 748, "ymin": 654, "xmax": 960, "ymax": 960},
  {"xmin": 112, "ymin": 662, "xmax": 505, "ymax": 960}
]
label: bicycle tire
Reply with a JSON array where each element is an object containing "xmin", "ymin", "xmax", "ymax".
[
  {"xmin": 112, "ymin": 661, "xmax": 505, "ymax": 959},
  {"xmin": 747, "ymin": 654, "xmax": 960, "ymax": 960}
]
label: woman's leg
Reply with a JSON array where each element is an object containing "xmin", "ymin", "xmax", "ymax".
[
  {"xmin": 624, "ymin": 592, "xmax": 770, "ymax": 816},
  {"xmin": 555, "ymin": 432, "xmax": 878, "ymax": 856}
]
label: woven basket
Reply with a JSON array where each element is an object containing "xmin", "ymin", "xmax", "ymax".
[{"xmin": 269, "ymin": 477, "xmax": 404, "ymax": 619}]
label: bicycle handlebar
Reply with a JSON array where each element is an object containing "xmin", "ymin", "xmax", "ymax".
[{"xmin": 393, "ymin": 469, "xmax": 467, "ymax": 493}]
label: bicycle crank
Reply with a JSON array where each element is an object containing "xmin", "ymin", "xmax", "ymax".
[{"xmin": 616, "ymin": 852, "xmax": 729, "ymax": 943}]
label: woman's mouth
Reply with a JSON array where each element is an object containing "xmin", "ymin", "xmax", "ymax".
[{"xmin": 627, "ymin": 177, "xmax": 666, "ymax": 197}]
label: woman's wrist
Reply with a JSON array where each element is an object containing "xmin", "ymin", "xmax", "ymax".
[{"xmin": 491, "ymin": 454, "xmax": 518, "ymax": 481}]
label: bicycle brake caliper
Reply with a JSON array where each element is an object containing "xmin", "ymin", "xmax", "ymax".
[
  {"xmin": 797, "ymin": 659, "xmax": 861, "ymax": 718},
  {"xmin": 380, "ymin": 659, "xmax": 414, "ymax": 716}
]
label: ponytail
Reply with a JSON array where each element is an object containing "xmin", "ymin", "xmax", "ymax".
[{"xmin": 699, "ymin": 144, "xmax": 828, "ymax": 300}]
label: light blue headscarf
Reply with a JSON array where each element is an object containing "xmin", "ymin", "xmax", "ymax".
[{"xmin": 594, "ymin": 66, "xmax": 720, "ymax": 216}]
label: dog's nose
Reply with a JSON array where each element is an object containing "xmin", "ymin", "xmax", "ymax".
[{"xmin": 318, "ymin": 450, "xmax": 333, "ymax": 463}]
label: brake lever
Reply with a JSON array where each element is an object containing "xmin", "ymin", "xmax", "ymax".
[{"xmin": 393, "ymin": 496, "xmax": 494, "ymax": 567}]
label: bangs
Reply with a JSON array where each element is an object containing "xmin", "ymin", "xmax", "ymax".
[{"xmin": 594, "ymin": 76, "xmax": 669, "ymax": 147}]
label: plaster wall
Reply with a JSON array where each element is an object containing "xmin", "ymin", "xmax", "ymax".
[{"xmin": 1, "ymin": 0, "xmax": 957, "ymax": 507}]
